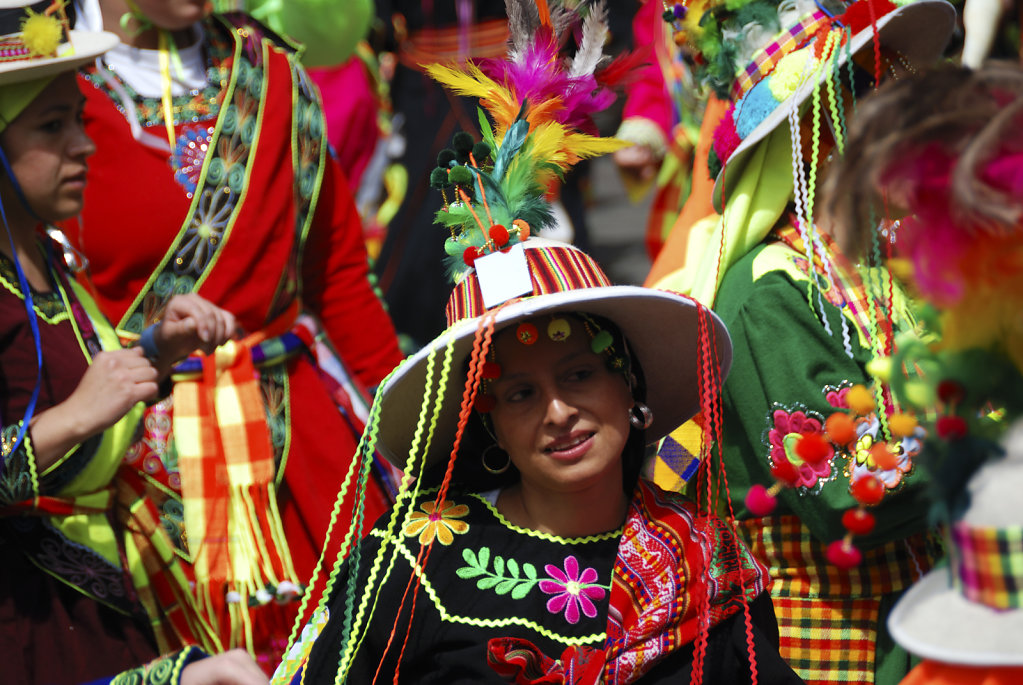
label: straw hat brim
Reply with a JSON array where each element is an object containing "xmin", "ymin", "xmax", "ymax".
[
  {"xmin": 372, "ymin": 286, "xmax": 732, "ymax": 470},
  {"xmin": 888, "ymin": 564, "xmax": 1023, "ymax": 666},
  {"xmin": 712, "ymin": 0, "xmax": 956, "ymax": 212},
  {"xmin": 0, "ymin": 30, "xmax": 118, "ymax": 85}
]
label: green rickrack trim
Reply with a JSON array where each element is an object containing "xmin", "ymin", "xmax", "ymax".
[
  {"xmin": 472, "ymin": 492, "xmax": 623, "ymax": 544},
  {"xmin": 107, "ymin": 645, "xmax": 204, "ymax": 685},
  {"xmin": 370, "ymin": 527, "xmax": 606, "ymax": 646},
  {"xmin": 0, "ymin": 268, "xmax": 70, "ymax": 324},
  {"xmin": 338, "ymin": 337, "xmax": 456, "ymax": 681}
]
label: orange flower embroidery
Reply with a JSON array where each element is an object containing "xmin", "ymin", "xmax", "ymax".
[{"xmin": 403, "ymin": 500, "xmax": 470, "ymax": 545}]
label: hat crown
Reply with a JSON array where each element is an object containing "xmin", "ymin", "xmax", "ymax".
[{"xmin": 445, "ymin": 238, "xmax": 613, "ymax": 327}]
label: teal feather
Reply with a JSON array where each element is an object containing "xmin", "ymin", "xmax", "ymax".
[{"xmin": 492, "ymin": 118, "xmax": 530, "ymax": 181}]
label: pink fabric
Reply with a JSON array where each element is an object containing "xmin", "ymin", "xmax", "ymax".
[
  {"xmin": 309, "ymin": 57, "xmax": 380, "ymax": 190},
  {"xmin": 621, "ymin": 0, "xmax": 674, "ymax": 139}
]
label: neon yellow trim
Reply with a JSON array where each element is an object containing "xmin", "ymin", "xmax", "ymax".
[
  {"xmin": 157, "ymin": 30, "xmax": 177, "ymax": 152},
  {"xmin": 117, "ymin": 15, "xmax": 244, "ymax": 330}
]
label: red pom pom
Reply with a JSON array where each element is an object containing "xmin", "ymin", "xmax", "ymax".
[
  {"xmin": 770, "ymin": 460, "xmax": 800, "ymax": 486},
  {"xmin": 463, "ymin": 246, "xmax": 480, "ymax": 267},
  {"xmin": 936, "ymin": 415, "xmax": 968, "ymax": 440},
  {"xmin": 850, "ymin": 475, "xmax": 885, "ymax": 506},
  {"xmin": 937, "ymin": 380, "xmax": 965, "ymax": 405},
  {"xmin": 841, "ymin": 508, "xmax": 876, "ymax": 536},
  {"xmin": 481, "ymin": 361, "xmax": 502, "ymax": 379},
  {"xmin": 489, "ymin": 224, "xmax": 509, "ymax": 247},
  {"xmin": 826, "ymin": 539, "xmax": 863, "ymax": 569},
  {"xmin": 473, "ymin": 393, "xmax": 495, "ymax": 413},
  {"xmin": 745, "ymin": 484, "xmax": 778, "ymax": 517},
  {"xmin": 795, "ymin": 432, "xmax": 832, "ymax": 465},
  {"xmin": 825, "ymin": 412, "xmax": 858, "ymax": 446}
]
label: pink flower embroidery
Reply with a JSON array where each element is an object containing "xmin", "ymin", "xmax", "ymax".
[
  {"xmin": 768, "ymin": 409, "xmax": 833, "ymax": 488},
  {"xmin": 539, "ymin": 556, "xmax": 605, "ymax": 624}
]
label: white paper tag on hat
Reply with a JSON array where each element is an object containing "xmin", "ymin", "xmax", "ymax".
[{"xmin": 475, "ymin": 242, "xmax": 532, "ymax": 309}]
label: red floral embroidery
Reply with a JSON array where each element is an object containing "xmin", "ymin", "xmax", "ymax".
[{"xmin": 768, "ymin": 409, "xmax": 834, "ymax": 488}]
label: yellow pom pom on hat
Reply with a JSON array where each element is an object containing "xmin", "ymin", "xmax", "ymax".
[{"xmin": 0, "ymin": 0, "xmax": 118, "ymax": 86}]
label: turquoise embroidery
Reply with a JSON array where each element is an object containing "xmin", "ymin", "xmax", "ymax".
[{"xmin": 456, "ymin": 547, "xmax": 540, "ymax": 600}]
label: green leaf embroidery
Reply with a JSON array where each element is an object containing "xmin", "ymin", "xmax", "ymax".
[{"xmin": 456, "ymin": 546, "xmax": 539, "ymax": 600}]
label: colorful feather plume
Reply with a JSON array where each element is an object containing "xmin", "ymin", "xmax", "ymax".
[{"xmin": 425, "ymin": 0, "xmax": 634, "ymax": 281}]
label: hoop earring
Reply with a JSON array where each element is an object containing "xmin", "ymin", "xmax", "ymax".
[
  {"xmin": 482, "ymin": 444, "xmax": 511, "ymax": 474},
  {"xmin": 629, "ymin": 402, "xmax": 654, "ymax": 430}
]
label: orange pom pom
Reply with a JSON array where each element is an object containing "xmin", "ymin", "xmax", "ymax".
[
  {"xmin": 846, "ymin": 385, "xmax": 875, "ymax": 415},
  {"xmin": 888, "ymin": 412, "xmax": 918, "ymax": 439},
  {"xmin": 825, "ymin": 412, "xmax": 857, "ymax": 446},
  {"xmin": 870, "ymin": 443, "xmax": 898, "ymax": 471}
]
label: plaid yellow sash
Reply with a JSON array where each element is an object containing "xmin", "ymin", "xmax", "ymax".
[{"xmin": 173, "ymin": 307, "xmax": 299, "ymax": 652}]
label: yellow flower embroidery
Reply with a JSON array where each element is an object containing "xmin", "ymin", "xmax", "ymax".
[{"xmin": 403, "ymin": 500, "xmax": 470, "ymax": 545}]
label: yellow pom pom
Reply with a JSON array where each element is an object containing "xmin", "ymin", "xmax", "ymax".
[
  {"xmin": 846, "ymin": 384, "xmax": 875, "ymax": 415},
  {"xmin": 888, "ymin": 412, "xmax": 918, "ymax": 439},
  {"xmin": 768, "ymin": 51, "xmax": 812, "ymax": 102},
  {"xmin": 865, "ymin": 357, "xmax": 892, "ymax": 383},
  {"xmin": 903, "ymin": 380, "xmax": 935, "ymax": 409},
  {"xmin": 20, "ymin": 11, "xmax": 63, "ymax": 58}
]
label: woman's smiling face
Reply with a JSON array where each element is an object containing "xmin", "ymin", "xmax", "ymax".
[{"xmin": 488, "ymin": 315, "xmax": 633, "ymax": 497}]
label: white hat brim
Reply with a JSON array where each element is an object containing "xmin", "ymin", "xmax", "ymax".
[
  {"xmin": 712, "ymin": 0, "xmax": 957, "ymax": 212},
  {"xmin": 372, "ymin": 285, "xmax": 732, "ymax": 470},
  {"xmin": 888, "ymin": 564, "xmax": 1023, "ymax": 666},
  {"xmin": 0, "ymin": 30, "xmax": 118, "ymax": 85}
]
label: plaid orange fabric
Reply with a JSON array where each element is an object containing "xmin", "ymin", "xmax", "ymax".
[
  {"xmin": 114, "ymin": 467, "xmax": 221, "ymax": 655},
  {"xmin": 173, "ymin": 331, "xmax": 298, "ymax": 648},
  {"xmin": 951, "ymin": 522, "xmax": 1023, "ymax": 609},
  {"xmin": 739, "ymin": 515, "xmax": 942, "ymax": 684}
]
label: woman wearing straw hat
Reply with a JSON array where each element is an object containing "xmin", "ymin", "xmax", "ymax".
[
  {"xmin": 273, "ymin": 3, "xmax": 803, "ymax": 683},
  {"xmin": 0, "ymin": 2, "xmax": 268, "ymax": 683},
  {"xmin": 647, "ymin": 0, "xmax": 957, "ymax": 683}
]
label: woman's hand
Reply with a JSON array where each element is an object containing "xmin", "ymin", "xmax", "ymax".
[
  {"xmin": 180, "ymin": 649, "xmax": 270, "ymax": 685},
  {"xmin": 154, "ymin": 293, "xmax": 237, "ymax": 362},
  {"xmin": 28, "ymin": 347, "xmax": 158, "ymax": 469}
]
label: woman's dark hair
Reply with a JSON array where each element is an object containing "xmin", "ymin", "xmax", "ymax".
[{"xmin": 426, "ymin": 312, "xmax": 650, "ymax": 496}]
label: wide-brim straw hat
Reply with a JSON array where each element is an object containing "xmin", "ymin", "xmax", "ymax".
[
  {"xmin": 711, "ymin": 0, "xmax": 956, "ymax": 210},
  {"xmin": 888, "ymin": 419, "xmax": 1023, "ymax": 666},
  {"xmin": 372, "ymin": 238, "xmax": 733, "ymax": 470},
  {"xmin": 0, "ymin": 1, "xmax": 118, "ymax": 86}
]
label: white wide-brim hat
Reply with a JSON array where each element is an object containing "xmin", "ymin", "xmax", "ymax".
[
  {"xmin": 713, "ymin": 0, "xmax": 956, "ymax": 211},
  {"xmin": 371, "ymin": 238, "xmax": 733, "ymax": 469},
  {"xmin": 888, "ymin": 419, "xmax": 1023, "ymax": 665},
  {"xmin": 0, "ymin": 1, "xmax": 118, "ymax": 86}
]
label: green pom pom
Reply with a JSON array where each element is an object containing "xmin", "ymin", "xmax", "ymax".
[
  {"xmin": 590, "ymin": 330, "xmax": 614, "ymax": 354},
  {"xmin": 452, "ymin": 131, "xmax": 474, "ymax": 154},
  {"xmin": 448, "ymin": 165, "xmax": 472, "ymax": 185},
  {"xmin": 707, "ymin": 147, "xmax": 722, "ymax": 182},
  {"xmin": 437, "ymin": 149, "xmax": 456, "ymax": 168},
  {"xmin": 429, "ymin": 167, "xmax": 450, "ymax": 188},
  {"xmin": 472, "ymin": 141, "xmax": 492, "ymax": 161},
  {"xmin": 444, "ymin": 237, "xmax": 463, "ymax": 257}
]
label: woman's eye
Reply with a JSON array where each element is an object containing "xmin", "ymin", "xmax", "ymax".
[
  {"xmin": 504, "ymin": 387, "xmax": 532, "ymax": 403},
  {"xmin": 566, "ymin": 367, "xmax": 594, "ymax": 382},
  {"xmin": 39, "ymin": 119, "xmax": 63, "ymax": 133}
]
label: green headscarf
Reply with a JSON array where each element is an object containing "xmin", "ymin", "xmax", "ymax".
[{"xmin": 0, "ymin": 74, "xmax": 55, "ymax": 135}]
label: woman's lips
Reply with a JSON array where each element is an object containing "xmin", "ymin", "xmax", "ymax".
[{"xmin": 543, "ymin": 432, "xmax": 595, "ymax": 460}]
